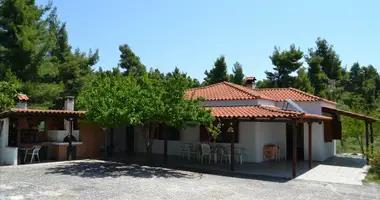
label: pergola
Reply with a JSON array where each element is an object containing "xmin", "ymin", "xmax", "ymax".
[
  {"xmin": 161, "ymin": 105, "xmax": 332, "ymax": 178},
  {"xmin": 322, "ymin": 107, "xmax": 377, "ymax": 158}
]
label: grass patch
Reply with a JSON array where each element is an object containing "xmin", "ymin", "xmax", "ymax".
[{"xmin": 364, "ymin": 168, "xmax": 380, "ymax": 184}]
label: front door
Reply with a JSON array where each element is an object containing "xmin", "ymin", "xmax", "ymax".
[
  {"xmin": 286, "ymin": 123, "xmax": 304, "ymax": 160},
  {"xmin": 126, "ymin": 126, "xmax": 134, "ymax": 155}
]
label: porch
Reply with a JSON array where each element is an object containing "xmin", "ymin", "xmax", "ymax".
[{"xmin": 107, "ymin": 153, "xmax": 367, "ymax": 183}]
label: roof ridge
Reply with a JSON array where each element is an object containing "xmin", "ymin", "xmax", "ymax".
[
  {"xmin": 223, "ymin": 82, "xmax": 275, "ymax": 101},
  {"xmin": 186, "ymin": 82, "xmax": 226, "ymax": 91},
  {"xmin": 287, "ymin": 87, "xmax": 336, "ymax": 104},
  {"xmin": 222, "ymin": 82, "xmax": 260, "ymax": 99}
]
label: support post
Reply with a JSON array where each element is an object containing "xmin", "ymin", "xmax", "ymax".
[
  {"xmin": 164, "ymin": 130, "xmax": 168, "ymax": 164},
  {"xmin": 109, "ymin": 128, "xmax": 114, "ymax": 157},
  {"xmin": 292, "ymin": 121, "xmax": 297, "ymax": 178},
  {"xmin": 370, "ymin": 122, "xmax": 374, "ymax": 155},
  {"xmin": 365, "ymin": 121, "xmax": 369, "ymax": 160},
  {"xmin": 16, "ymin": 118, "xmax": 21, "ymax": 146},
  {"xmin": 230, "ymin": 120, "xmax": 236, "ymax": 171},
  {"xmin": 67, "ymin": 118, "xmax": 73, "ymax": 160},
  {"xmin": 308, "ymin": 122, "xmax": 312, "ymax": 170}
]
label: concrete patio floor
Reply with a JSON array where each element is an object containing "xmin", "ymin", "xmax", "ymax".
[{"xmin": 109, "ymin": 153, "xmax": 369, "ymax": 184}]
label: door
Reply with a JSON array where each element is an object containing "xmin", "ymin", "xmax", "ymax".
[
  {"xmin": 286, "ymin": 123, "xmax": 304, "ymax": 160},
  {"xmin": 126, "ymin": 126, "xmax": 134, "ymax": 155}
]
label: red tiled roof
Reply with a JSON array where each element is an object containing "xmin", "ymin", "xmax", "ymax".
[
  {"xmin": 17, "ymin": 94, "xmax": 29, "ymax": 101},
  {"xmin": 253, "ymin": 88, "xmax": 337, "ymax": 105},
  {"xmin": 8, "ymin": 108, "xmax": 86, "ymax": 115},
  {"xmin": 208, "ymin": 105, "xmax": 331, "ymax": 120},
  {"xmin": 185, "ymin": 82, "xmax": 275, "ymax": 101}
]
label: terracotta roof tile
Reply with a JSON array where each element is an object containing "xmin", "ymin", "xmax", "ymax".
[
  {"xmin": 253, "ymin": 88, "xmax": 336, "ymax": 105},
  {"xmin": 208, "ymin": 105, "xmax": 331, "ymax": 120},
  {"xmin": 9, "ymin": 108, "xmax": 86, "ymax": 115},
  {"xmin": 185, "ymin": 82, "xmax": 275, "ymax": 101}
]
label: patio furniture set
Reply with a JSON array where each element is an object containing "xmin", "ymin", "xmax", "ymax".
[{"xmin": 179, "ymin": 143, "xmax": 245, "ymax": 164}]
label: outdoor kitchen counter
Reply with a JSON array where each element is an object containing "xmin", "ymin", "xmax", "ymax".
[{"xmin": 52, "ymin": 142, "xmax": 83, "ymax": 161}]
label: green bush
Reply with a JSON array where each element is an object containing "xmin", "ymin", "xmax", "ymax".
[{"xmin": 371, "ymin": 151, "xmax": 380, "ymax": 172}]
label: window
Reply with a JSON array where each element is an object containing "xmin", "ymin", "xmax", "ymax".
[
  {"xmin": 153, "ymin": 124, "xmax": 180, "ymax": 141},
  {"xmin": 37, "ymin": 120, "xmax": 45, "ymax": 132},
  {"xmin": 199, "ymin": 120, "xmax": 239, "ymax": 143}
]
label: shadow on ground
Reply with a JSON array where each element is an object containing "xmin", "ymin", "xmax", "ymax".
[
  {"xmin": 45, "ymin": 161, "xmax": 198, "ymax": 179},
  {"xmin": 321, "ymin": 156, "xmax": 366, "ymax": 168}
]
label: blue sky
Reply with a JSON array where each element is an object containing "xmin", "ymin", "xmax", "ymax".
[{"xmin": 37, "ymin": 0, "xmax": 380, "ymax": 81}]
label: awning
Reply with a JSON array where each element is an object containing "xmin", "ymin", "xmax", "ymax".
[{"xmin": 322, "ymin": 106, "xmax": 377, "ymax": 122}]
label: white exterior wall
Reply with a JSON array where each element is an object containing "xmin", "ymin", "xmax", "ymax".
[
  {"xmin": 251, "ymin": 122, "xmax": 286, "ymax": 162},
  {"xmin": 0, "ymin": 118, "xmax": 18, "ymax": 165},
  {"xmin": 133, "ymin": 122, "xmax": 288, "ymax": 163},
  {"xmin": 134, "ymin": 125, "xmax": 200, "ymax": 156},
  {"xmin": 132, "ymin": 100, "xmax": 338, "ymax": 162},
  {"xmin": 48, "ymin": 130, "xmax": 80, "ymax": 142}
]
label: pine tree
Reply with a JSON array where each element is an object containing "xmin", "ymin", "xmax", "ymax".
[
  {"xmin": 230, "ymin": 62, "xmax": 244, "ymax": 85},
  {"xmin": 294, "ymin": 67, "xmax": 314, "ymax": 94},
  {"xmin": 118, "ymin": 44, "xmax": 146, "ymax": 76},
  {"xmin": 204, "ymin": 55, "xmax": 229, "ymax": 85},
  {"xmin": 0, "ymin": 0, "xmax": 53, "ymax": 81},
  {"xmin": 265, "ymin": 44, "xmax": 303, "ymax": 88},
  {"xmin": 308, "ymin": 38, "xmax": 343, "ymax": 81},
  {"xmin": 307, "ymin": 56, "xmax": 328, "ymax": 98}
]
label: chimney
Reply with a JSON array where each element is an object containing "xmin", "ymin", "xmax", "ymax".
[
  {"xmin": 64, "ymin": 96, "xmax": 75, "ymax": 111},
  {"xmin": 245, "ymin": 77, "xmax": 257, "ymax": 89},
  {"xmin": 16, "ymin": 94, "xmax": 29, "ymax": 109}
]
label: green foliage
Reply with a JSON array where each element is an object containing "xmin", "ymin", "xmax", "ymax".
[
  {"xmin": 341, "ymin": 115, "xmax": 366, "ymax": 155},
  {"xmin": 230, "ymin": 62, "xmax": 244, "ymax": 85},
  {"xmin": 306, "ymin": 56, "xmax": 329, "ymax": 98},
  {"xmin": 78, "ymin": 70, "xmax": 213, "ymax": 163},
  {"xmin": 207, "ymin": 119, "xmax": 222, "ymax": 144},
  {"xmin": 118, "ymin": 44, "xmax": 146, "ymax": 76},
  {"xmin": 265, "ymin": 44, "xmax": 303, "ymax": 88},
  {"xmin": 0, "ymin": 81, "xmax": 18, "ymax": 112},
  {"xmin": 308, "ymin": 38, "xmax": 343, "ymax": 81},
  {"xmin": 204, "ymin": 55, "xmax": 229, "ymax": 85},
  {"xmin": 294, "ymin": 67, "xmax": 314, "ymax": 94}
]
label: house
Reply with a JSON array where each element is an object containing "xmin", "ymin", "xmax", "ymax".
[
  {"xmin": 106, "ymin": 77, "xmax": 376, "ymax": 177},
  {"xmin": 0, "ymin": 95, "xmax": 104, "ymax": 165}
]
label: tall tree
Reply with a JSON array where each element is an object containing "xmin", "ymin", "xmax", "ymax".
[
  {"xmin": 264, "ymin": 44, "xmax": 303, "ymax": 88},
  {"xmin": 118, "ymin": 44, "xmax": 146, "ymax": 76},
  {"xmin": 78, "ymin": 73, "xmax": 213, "ymax": 164},
  {"xmin": 230, "ymin": 62, "xmax": 244, "ymax": 85},
  {"xmin": 306, "ymin": 56, "xmax": 328, "ymax": 98},
  {"xmin": 308, "ymin": 38, "xmax": 343, "ymax": 81},
  {"xmin": 167, "ymin": 67, "xmax": 201, "ymax": 88},
  {"xmin": 0, "ymin": 0, "xmax": 53, "ymax": 81},
  {"xmin": 204, "ymin": 55, "xmax": 229, "ymax": 85},
  {"xmin": 294, "ymin": 67, "xmax": 314, "ymax": 94}
]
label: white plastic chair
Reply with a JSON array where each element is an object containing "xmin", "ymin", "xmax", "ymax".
[
  {"xmin": 180, "ymin": 143, "xmax": 197, "ymax": 160},
  {"xmin": 222, "ymin": 147, "xmax": 231, "ymax": 164},
  {"xmin": 24, "ymin": 145, "xmax": 41, "ymax": 163},
  {"xmin": 200, "ymin": 143, "xmax": 211, "ymax": 163},
  {"xmin": 235, "ymin": 148, "xmax": 244, "ymax": 164}
]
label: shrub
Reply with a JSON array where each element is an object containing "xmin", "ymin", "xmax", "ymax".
[{"xmin": 371, "ymin": 151, "xmax": 380, "ymax": 173}]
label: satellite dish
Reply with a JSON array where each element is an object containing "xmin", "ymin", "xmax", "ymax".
[{"xmin": 282, "ymin": 99, "xmax": 305, "ymax": 112}]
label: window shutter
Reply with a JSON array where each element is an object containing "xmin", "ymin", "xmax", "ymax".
[
  {"xmin": 324, "ymin": 121, "xmax": 333, "ymax": 142},
  {"xmin": 332, "ymin": 119, "xmax": 342, "ymax": 140},
  {"xmin": 199, "ymin": 125, "xmax": 209, "ymax": 142}
]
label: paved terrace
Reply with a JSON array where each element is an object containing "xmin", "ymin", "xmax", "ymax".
[{"xmin": 0, "ymin": 160, "xmax": 379, "ymax": 200}]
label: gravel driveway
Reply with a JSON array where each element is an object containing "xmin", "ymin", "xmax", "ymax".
[{"xmin": 0, "ymin": 160, "xmax": 379, "ymax": 200}]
